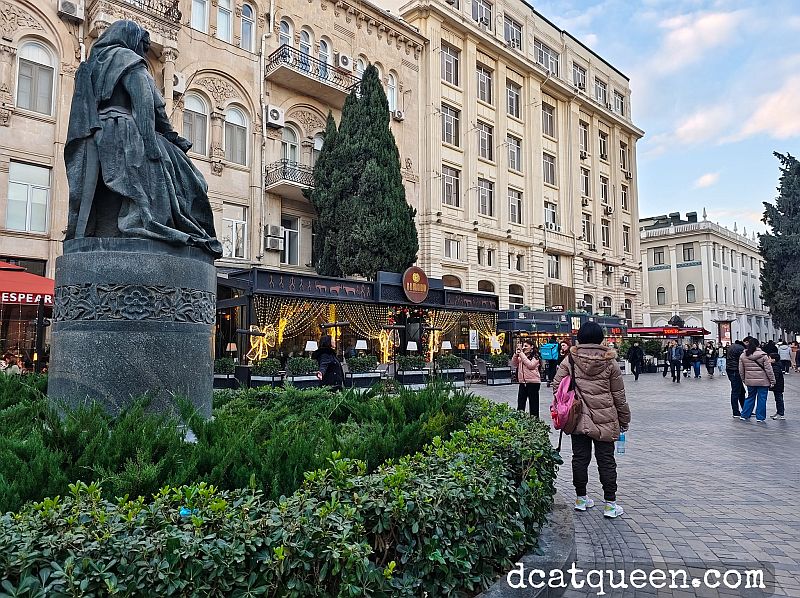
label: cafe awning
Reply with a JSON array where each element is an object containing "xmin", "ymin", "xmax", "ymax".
[
  {"xmin": 627, "ymin": 326, "xmax": 710, "ymax": 337},
  {"xmin": 0, "ymin": 261, "xmax": 54, "ymax": 306}
]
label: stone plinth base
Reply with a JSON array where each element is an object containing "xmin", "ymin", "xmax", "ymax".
[{"xmin": 47, "ymin": 238, "xmax": 216, "ymax": 417}]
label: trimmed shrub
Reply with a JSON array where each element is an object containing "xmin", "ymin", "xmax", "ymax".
[
  {"xmin": 489, "ymin": 353, "xmax": 511, "ymax": 367},
  {"xmin": 251, "ymin": 358, "xmax": 281, "ymax": 376},
  {"xmin": 285, "ymin": 356, "xmax": 318, "ymax": 376},
  {"xmin": 347, "ymin": 355, "xmax": 379, "ymax": 374},
  {"xmin": 436, "ymin": 354, "xmax": 462, "ymax": 369},
  {"xmin": 213, "ymin": 357, "xmax": 235, "ymax": 375},
  {"xmin": 397, "ymin": 355, "xmax": 426, "ymax": 371}
]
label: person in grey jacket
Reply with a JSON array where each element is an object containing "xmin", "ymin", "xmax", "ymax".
[
  {"xmin": 739, "ymin": 338, "xmax": 776, "ymax": 423},
  {"xmin": 726, "ymin": 340, "xmax": 746, "ymax": 417}
]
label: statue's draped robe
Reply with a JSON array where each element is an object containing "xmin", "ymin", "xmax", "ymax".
[{"xmin": 65, "ymin": 21, "xmax": 222, "ymax": 257}]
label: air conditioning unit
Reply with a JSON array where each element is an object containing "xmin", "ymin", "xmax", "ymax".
[
  {"xmin": 173, "ymin": 71, "xmax": 187, "ymax": 96},
  {"xmin": 266, "ymin": 236, "xmax": 285, "ymax": 251},
  {"xmin": 581, "ymin": 197, "xmax": 590, "ymax": 207},
  {"xmin": 507, "ymin": 39, "xmax": 520, "ymax": 50},
  {"xmin": 585, "ymin": 260, "xmax": 595, "ymax": 269},
  {"xmin": 621, "ymin": 274, "xmax": 630, "ymax": 284},
  {"xmin": 336, "ymin": 52, "xmax": 353, "ymax": 71},
  {"xmin": 266, "ymin": 224, "xmax": 283, "ymax": 238},
  {"xmin": 265, "ymin": 105, "xmax": 285, "ymax": 129},
  {"xmin": 605, "ymin": 265, "xmax": 615, "ymax": 273},
  {"xmin": 545, "ymin": 221, "xmax": 560, "ymax": 231},
  {"xmin": 580, "ymin": 150, "xmax": 588, "ymax": 160},
  {"xmin": 601, "ymin": 300, "xmax": 611, "ymax": 309},
  {"xmin": 58, "ymin": 0, "xmax": 84, "ymax": 22},
  {"xmin": 577, "ymin": 299, "xmax": 587, "ymax": 308},
  {"xmin": 625, "ymin": 171, "xmax": 633, "ymax": 180},
  {"xmin": 392, "ymin": 110, "xmax": 405, "ymax": 122},
  {"xmin": 480, "ymin": 17, "xmax": 491, "ymax": 27},
  {"xmin": 605, "ymin": 205, "xmax": 614, "ymax": 215}
]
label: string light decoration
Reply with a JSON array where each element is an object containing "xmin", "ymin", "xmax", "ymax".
[
  {"xmin": 253, "ymin": 296, "xmax": 327, "ymax": 345},
  {"xmin": 425, "ymin": 309, "xmax": 465, "ymax": 360},
  {"xmin": 338, "ymin": 304, "xmax": 390, "ymax": 339},
  {"xmin": 245, "ymin": 324, "xmax": 278, "ymax": 361},
  {"xmin": 468, "ymin": 312, "xmax": 499, "ymax": 351}
]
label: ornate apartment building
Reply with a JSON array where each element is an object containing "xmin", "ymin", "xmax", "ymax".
[
  {"xmin": 384, "ymin": 0, "xmax": 644, "ymax": 322},
  {"xmin": 0, "ymin": 0, "xmax": 423, "ymax": 277},
  {"xmin": 640, "ymin": 212, "xmax": 783, "ymax": 342}
]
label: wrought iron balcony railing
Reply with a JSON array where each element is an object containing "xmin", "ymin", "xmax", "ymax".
[
  {"xmin": 265, "ymin": 159, "xmax": 315, "ymax": 189},
  {"xmin": 120, "ymin": 0, "xmax": 181, "ymax": 23},
  {"xmin": 266, "ymin": 45, "xmax": 360, "ymax": 93}
]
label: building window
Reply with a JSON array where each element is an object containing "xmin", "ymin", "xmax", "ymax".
[
  {"xmin": 598, "ymin": 131, "xmax": 608, "ymax": 160},
  {"xmin": 507, "ymin": 135, "xmax": 522, "ymax": 171},
  {"xmin": 547, "ymin": 254, "xmax": 560, "ymax": 279},
  {"xmin": 182, "ymin": 93, "xmax": 208, "ymax": 156},
  {"xmin": 442, "ymin": 165, "xmax": 460, "ymax": 207},
  {"xmin": 621, "ymin": 185, "xmax": 629, "ymax": 210},
  {"xmin": 614, "ymin": 91, "xmax": 625, "ymax": 115},
  {"xmin": 442, "ymin": 275, "xmax": 461, "ymax": 288},
  {"xmin": 581, "ymin": 168, "xmax": 590, "ymax": 197},
  {"xmin": 441, "ymin": 103, "xmax": 460, "ymax": 146},
  {"xmin": 509, "ymin": 188, "xmax": 523, "ymax": 224},
  {"xmin": 712, "ymin": 243, "xmax": 717, "ymax": 262},
  {"xmin": 602, "ymin": 297, "xmax": 612, "ymax": 316},
  {"xmin": 743, "ymin": 285, "xmax": 747, "ymax": 308},
  {"xmin": 686, "ymin": 284, "xmax": 696, "ymax": 303},
  {"xmin": 319, "ymin": 39, "xmax": 332, "ymax": 79},
  {"xmin": 478, "ymin": 279, "xmax": 495, "ymax": 292},
  {"xmin": 515, "ymin": 254, "xmax": 524, "ymax": 271},
  {"xmin": 281, "ymin": 126, "xmax": 299, "ymax": 162},
  {"xmin": 623, "ymin": 299, "xmax": 632, "ymax": 322},
  {"xmin": 541, "ymin": 102, "xmax": 556, "ymax": 138},
  {"xmin": 279, "ymin": 19, "xmax": 292, "ymax": 46},
  {"xmin": 216, "ymin": 0, "xmax": 233, "ymax": 42},
  {"xmin": 477, "ymin": 246, "xmax": 485, "ymax": 265},
  {"xmin": 221, "ymin": 203, "xmax": 247, "ymax": 259},
  {"xmin": 653, "ymin": 246, "xmax": 665, "ymax": 265},
  {"xmin": 312, "ymin": 133, "xmax": 324, "ymax": 166},
  {"xmin": 583, "ymin": 294, "xmax": 593, "ymax": 313},
  {"xmin": 751, "ymin": 256, "xmax": 755, "ymax": 270},
  {"xmin": 724, "ymin": 287, "xmax": 728, "ymax": 303},
  {"xmin": 486, "ymin": 248, "xmax": 495, "ymax": 266},
  {"xmin": 722, "ymin": 247, "xmax": 727, "ymax": 265},
  {"xmin": 441, "ymin": 43, "xmax": 460, "ymax": 86},
  {"xmin": 445, "ymin": 237, "xmax": 461, "ymax": 260},
  {"xmin": 504, "ymin": 16, "xmax": 522, "ymax": 48},
  {"xmin": 715, "ymin": 284, "xmax": 719, "ymax": 302},
  {"xmin": 472, "ymin": 0, "xmax": 493, "ymax": 28},
  {"xmin": 623, "ymin": 225, "xmax": 630, "ymax": 253},
  {"xmin": 16, "ymin": 42, "xmax": 55, "ymax": 116},
  {"xmin": 622, "ymin": 273, "xmax": 631, "ymax": 288},
  {"xmin": 741, "ymin": 253, "xmax": 746, "ymax": 268},
  {"xmin": 6, "ymin": 161, "xmax": 50, "ymax": 233},
  {"xmin": 476, "ymin": 64, "xmax": 493, "ymax": 104},
  {"xmin": 656, "ymin": 286, "xmax": 666, "ymax": 305},
  {"xmin": 477, "ymin": 121, "xmax": 493, "ymax": 160},
  {"xmin": 752, "ymin": 287, "xmax": 756, "ymax": 309},
  {"xmin": 573, "ymin": 63, "xmax": 586, "ymax": 90},
  {"xmin": 387, "ymin": 72, "xmax": 398, "ymax": 111},
  {"xmin": 224, "ymin": 107, "xmax": 247, "ymax": 165},
  {"xmin": 579, "ymin": 121, "xmax": 589, "ymax": 152},
  {"xmin": 582, "ymin": 213, "xmax": 592, "ymax": 243},
  {"xmin": 240, "ymin": 4, "xmax": 255, "ymax": 51},
  {"xmin": 506, "ymin": 80, "xmax": 521, "ymax": 118},
  {"xmin": 601, "ymin": 219, "xmax": 610, "ymax": 248},
  {"xmin": 620, "ymin": 142, "xmax": 629, "ymax": 171},
  {"xmin": 586, "ymin": 266, "xmax": 594, "ymax": 283},
  {"xmin": 682, "ymin": 243, "xmax": 695, "ymax": 262},
  {"xmin": 542, "ymin": 152, "xmax": 556, "ymax": 186},
  {"xmin": 191, "ymin": 0, "xmax": 208, "ymax": 32},
  {"xmin": 477, "ymin": 178, "xmax": 494, "ymax": 216},
  {"xmin": 595, "ymin": 79, "xmax": 607, "ymax": 104},
  {"xmin": 509, "ymin": 284, "xmax": 524, "ymax": 309},
  {"xmin": 544, "ymin": 201, "xmax": 557, "ymax": 226},
  {"xmin": 534, "ymin": 39, "xmax": 559, "ymax": 74},
  {"xmin": 299, "ymin": 29, "xmax": 312, "ymax": 70},
  {"xmin": 281, "ymin": 215, "xmax": 299, "ymax": 265},
  {"xmin": 600, "ymin": 176, "xmax": 609, "ymax": 204}
]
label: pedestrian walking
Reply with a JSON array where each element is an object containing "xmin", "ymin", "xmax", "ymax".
[
  {"xmin": 553, "ymin": 322, "xmax": 631, "ymax": 519},
  {"xmin": 540, "ymin": 336, "xmax": 558, "ymax": 387},
  {"xmin": 791, "ymin": 342, "xmax": 798, "ymax": 372},
  {"xmin": 681, "ymin": 344, "xmax": 692, "ymax": 378},
  {"xmin": 704, "ymin": 342, "xmax": 717, "ymax": 378},
  {"xmin": 626, "ymin": 341, "xmax": 644, "ymax": 381},
  {"xmin": 717, "ymin": 344, "xmax": 728, "ymax": 376},
  {"xmin": 763, "ymin": 339, "xmax": 778, "ymax": 357},
  {"xmin": 726, "ymin": 340, "xmax": 746, "ymax": 417},
  {"xmin": 668, "ymin": 341, "xmax": 684, "ymax": 383},
  {"xmin": 688, "ymin": 343, "xmax": 704, "ymax": 379},
  {"xmin": 778, "ymin": 342, "xmax": 791, "ymax": 374},
  {"xmin": 739, "ymin": 338, "xmax": 776, "ymax": 423},
  {"xmin": 512, "ymin": 340, "xmax": 541, "ymax": 417},
  {"xmin": 662, "ymin": 343, "xmax": 670, "ymax": 378},
  {"xmin": 768, "ymin": 352, "xmax": 786, "ymax": 420}
]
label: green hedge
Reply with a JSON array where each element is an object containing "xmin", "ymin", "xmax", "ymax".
[{"xmin": 0, "ymin": 399, "xmax": 559, "ymax": 597}]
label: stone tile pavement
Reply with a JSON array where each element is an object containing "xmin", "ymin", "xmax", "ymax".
[{"xmin": 471, "ymin": 369, "xmax": 800, "ymax": 597}]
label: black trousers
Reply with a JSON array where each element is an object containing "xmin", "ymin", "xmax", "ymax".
[
  {"xmin": 546, "ymin": 361, "xmax": 557, "ymax": 383},
  {"xmin": 670, "ymin": 360, "xmax": 682, "ymax": 382},
  {"xmin": 571, "ymin": 433, "xmax": 617, "ymax": 502},
  {"xmin": 517, "ymin": 383, "xmax": 540, "ymax": 418},
  {"xmin": 631, "ymin": 361, "xmax": 641, "ymax": 380}
]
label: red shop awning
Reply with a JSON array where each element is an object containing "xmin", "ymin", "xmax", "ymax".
[
  {"xmin": 0, "ymin": 261, "xmax": 54, "ymax": 306},
  {"xmin": 627, "ymin": 326, "xmax": 711, "ymax": 337}
]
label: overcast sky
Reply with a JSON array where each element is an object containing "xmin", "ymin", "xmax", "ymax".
[{"xmin": 529, "ymin": 0, "xmax": 800, "ymax": 235}]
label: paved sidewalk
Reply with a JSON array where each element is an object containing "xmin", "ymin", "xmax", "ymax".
[{"xmin": 471, "ymin": 369, "xmax": 800, "ymax": 597}]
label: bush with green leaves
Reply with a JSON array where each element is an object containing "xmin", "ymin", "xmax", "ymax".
[
  {"xmin": 436, "ymin": 354, "xmax": 462, "ymax": 370},
  {"xmin": 285, "ymin": 356, "xmax": 318, "ymax": 376},
  {"xmin": 489, "ymin": 353, "xmax": 511, "ymax": 367},
  {"xmin": 251, "ymin": 357, "xmax": 281, "ymax": 377},
  {"xmin": 397, "ymin": 355, "xmax": 426, "ymax": 371},
  {"xmin": 347, "ymin": 355, "xmax": 379, "ymax": 374},
  {"xmin": 213, "ymin": 357, "xmax": 235, "ymax": 375},
  {"xmin": 0, "ymin": 399, "xmax": 559, "ymax": 597}
]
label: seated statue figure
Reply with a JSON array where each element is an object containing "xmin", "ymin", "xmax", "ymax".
[{"xmin": 64, "ymin": 20, "xmax": 222, "ymax": 257}]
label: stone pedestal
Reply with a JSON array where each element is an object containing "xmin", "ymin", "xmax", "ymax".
[{"xmin": 48, "ymin": 238, "xmax": 216, "ymax": 417}]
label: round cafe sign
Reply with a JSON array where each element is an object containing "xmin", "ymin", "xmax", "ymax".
[{"xmin": 402, "ymin": 266, "xmax": 429, "ymax": 304}]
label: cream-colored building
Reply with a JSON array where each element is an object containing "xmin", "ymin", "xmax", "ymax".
[
  {"xmin": 640, "ymin": 212, "xmax": 783, "ymax": 342},
  {"xmin": 0, "ymin": 0, "xmax": 424, "ymax": 278},
  {"xmin": 384, "ymin": 0, "xmax": 644, "ymax": 323}
]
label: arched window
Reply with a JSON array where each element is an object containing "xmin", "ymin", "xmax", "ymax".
[
  {"xmin": 715, "ymin": 283, "xmax": 718, "ymax": 303},
  {"xmin": 240, "ymin": 4, "xmax": 255, "ymax": 51},
  {"xmin": 224, "ymin": 107, "xmax": 247, "ymax": 165},
  {"xmin": 16, "ymin": 41, "xmax": 55, "ymax": 115},
  {"xmin": 355, "ymin": 57, "xmax": 367, "ymax": 79},
  {"xmin": 442, "ymin": 275, "xmax": 461, "ymax": 289},
  {"xmin": 182, "ymin": 93, "xmax": 208, "ymax": 155},
  {"xmin": 312, "ymin": 133, "xmax": 324, "ymax": 166},
  {"xmin": 299, "ymin": 29, "xmax": 312, "ymax": 71},
  {"xmin": 478, "ymin": 280, "xmax": 495, "ymax": 293},
  {"xmin": 686, "ymin": 284, "xmax": 696, "ymax": 303},
  {"xmin": 319, "ymin": 38, "xmax": 331, "ymax": 79},
  {"xmin": 509, "ymin": 284, "xmax": 524, "ymax": 309},
  {"xmin": 583, "ymin": 294, "xmax": 593, "ymax": 314},
  {"xmin": 656, "ymin": 286, "xmax": 666, "ymax": 305},
  {"xmin": 281, "ymin": 126, "xmax": 299, "ymax": 163},
  {"xmin": 217, "ymin": 0, "xmax": 233, "ymax": 42},
  {"xmin": 387, "ymin": 72, "xmax": 398, "ymax": 111},
  {"xmin": 279, "ymin": 19, "xmax": 292, "ymax": 47},
  {"xmin": 602, "ymin": 296, "xmax": 612, "ymax": 316},
  {"xmin": 743, "ymin": 285, "xmax": 747, "ymax": 308},
  {"xmin": 191, "ymin": 0, "xmax": 209, "ymax": 32}
]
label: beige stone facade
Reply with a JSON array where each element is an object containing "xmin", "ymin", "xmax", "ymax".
[
  {"xmin": 0, "ymin": 0, "xmax": 423, "ymax": 277},
  {"xmin": 640, "ymin": 212, "xmax": 782, "ymax": 342}
]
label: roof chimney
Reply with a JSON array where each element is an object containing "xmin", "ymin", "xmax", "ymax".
[{"xmin": 686, "ymin": 212, "xmax": 698, "ymax": 223}]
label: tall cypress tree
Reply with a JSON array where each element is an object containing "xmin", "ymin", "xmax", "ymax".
[{"xmin": 760, "ymin": 152, "xmax": 800, "ymax": 332}]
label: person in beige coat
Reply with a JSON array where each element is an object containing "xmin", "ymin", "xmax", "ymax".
[
  {"xmin": 553, "ymin": 322, "xmax": 631, "ymax": 518},
  {"xmin": 738, "ymin": 338, "xmax": 776, "ymax": 423}
]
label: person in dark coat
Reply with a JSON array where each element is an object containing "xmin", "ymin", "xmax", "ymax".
[
  {"xmin": 768, "ymin": 353, "xmax": 786, "ymax": 420},
  {"xmin": 626, "ymin": 341, "xmax": 644, "ymax": 381},
  {"xmin": 726, "ymin": 339, "xmax": 747, "ymax": 416},
  {"xmin": 681, "ymin": 343, "xmax": 692, "ymax": 378},
  {"xmin": 688, "ymin": 343, "xmax": 704, "ymax": 379},
  {"xmin": 763, "ymin": 340, "xmax": 778, "ymax": 357},
  {"xmin": 704, "ymin": 342, "xmax": 717, "ymax": 378},
  {"xmin": 313, "ymin": 335, "xmax": 344, "ymax": 391}
]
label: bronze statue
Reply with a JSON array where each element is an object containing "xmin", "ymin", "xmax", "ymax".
[{"xmin": 64, "ymin": 20, "xmax": 222, "ymax": 257}]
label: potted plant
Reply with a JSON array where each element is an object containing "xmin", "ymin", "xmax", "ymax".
[
  {"xmin": 486, "ymin": 353, "xmax": 512, "ymax": 385},
  {"xmin": 395, "ymin": 355, "xmax": 429, "ymax": 389},
  {"xmin": 346, "ymin": 355, "xmax": 381, "ymax": 389},
  {"xmin": 250, "ymin": 357, "xmax": 282, "ymax": 388},
  {"xmin": 213, "ymin": 357, "xmax": 238, "ymax": 389},
  {"xmin": 435, "ymin": 354, "xmax": 465, "ymax": 387},
  {"xmin": 285, "ymin": 356, "xmax": 320, "ymax": 389}
]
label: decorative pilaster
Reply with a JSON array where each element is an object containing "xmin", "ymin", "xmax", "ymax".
[
  {"xmin": 0, "ymin": 43, "xmax": 17, "ymax": 127},
  {"xmin": 160, "ymin": 46, "xmax": 178, "ymax": 114}
]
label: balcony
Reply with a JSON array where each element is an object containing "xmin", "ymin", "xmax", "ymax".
[
  {"xmin": 265, "ymin": 45, "xmax": 359, "ymax": 109},
  {"xmin": 265, "ymin": 159, "xmax": 314, "ymax": 202},
  {"xmin": 88, "ymin": 0, "xmax": 181, "ymax": 49}
]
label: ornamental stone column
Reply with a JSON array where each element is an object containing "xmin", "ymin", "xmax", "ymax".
[
  {"xmin": 161, "ymin": 46, "xmax": 179, "ymax": 115},
  {"xmin": 0, "ymin": 43, "xmax": 17, "ymax": 126}
]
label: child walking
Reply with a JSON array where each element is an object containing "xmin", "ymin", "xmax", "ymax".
[{"xmin": 769, "ymin": 352, "xmax": 786, "ymax": 420}]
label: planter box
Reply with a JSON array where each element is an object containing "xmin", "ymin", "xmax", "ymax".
[
  {"xmin": 235, "ymin": 365, "xmax": 251, "ymax": 388},
  {"xmin": 213, "ymin": 374, "xmax": 238, "ymax": 389},
  {"xmin": 250, "ymin": 374, "xmax": 283, "ymax": 388},
  {"xmin": 347, "ymin": 371, "xmax": 382, "ymax": 389},
  {"xmin": 286, "ymin": 374, "xmax": 320, "ymax": 390},
  {"xmin": 435, "ymin": 368, "xmax": 466, "ymax": 387},
  {"xmin": 395, "ymin": 370, "xmax": 429, "ymax": 390},
  {"xmin": 486, "ymin": 366, "xmax": 512, "ymax": 386}
]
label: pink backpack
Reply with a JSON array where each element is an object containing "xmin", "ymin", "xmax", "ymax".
[{"xmin": 550, "ymin": 354, "xmax": 582, "ymax": 435}]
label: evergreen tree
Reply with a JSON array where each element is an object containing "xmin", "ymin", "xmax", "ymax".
[{"xmin": 760, "ymin": 152, "xmax": 800, "ymax": 332}]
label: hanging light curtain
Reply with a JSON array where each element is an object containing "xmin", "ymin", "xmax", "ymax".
[{"xmin": 337, "ymin": 304, "xmax": 389, "ymax": 339}]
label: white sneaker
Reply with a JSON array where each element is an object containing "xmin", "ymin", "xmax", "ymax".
[
  {"xmin": 574, "ymin": 496, "xmax": 595, "ymax": 511},
  {"xmin": 604, "ymin": 502, "xmax": 624, "ymax": 518},
  {"xmin": 771, "ymin": 414, "xmax": 786, "ymax": 420}
]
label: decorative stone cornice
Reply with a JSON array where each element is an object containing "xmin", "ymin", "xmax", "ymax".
[{"xmin": 195, "ymin": 76, "xmax": 239, "ymax": 108}]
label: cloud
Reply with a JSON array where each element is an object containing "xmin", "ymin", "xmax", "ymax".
[
  {"xmin": 582, "ymin": 33, "xmax": 599, "ymax": 46},
  {"xmin": 674, "ymin": 105, "xmax": 735, "ymax": 144},
  {"xmin": 736, "ymin": 75, "xmax": 800, "ymax": 140},
  {"xmin": 694, "ymin": 172, "xmax": 720, "ymax": 188}
]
